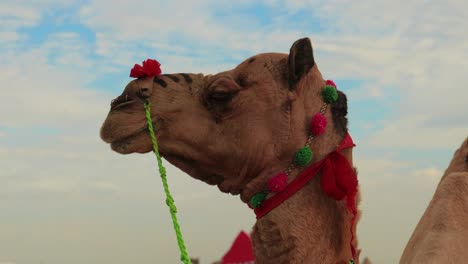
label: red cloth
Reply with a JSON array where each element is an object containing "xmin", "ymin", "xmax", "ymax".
[
  {"xmin": 221, "ymin": 231, "xmax": 256, "ymax": 264},
  {"xmin": 254, "ymin": 133, "xmax": 358, "ymax": 259}
]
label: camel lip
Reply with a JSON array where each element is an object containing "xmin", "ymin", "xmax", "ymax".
[
  {"xmin": 105, "ymin": 125, "xmax": 147, "ymax": 144},
  {"xmin": 108, "ymin": 127, "xmax": 151, "ymax": 154},
  {"xmin": 103, "ymin": 116, "xmax": 162, "ymax": 145}
]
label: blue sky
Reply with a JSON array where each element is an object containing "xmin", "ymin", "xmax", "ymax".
[{"xmin": 1, "ymin": 1, "xmax": 467, "ymax": 263}]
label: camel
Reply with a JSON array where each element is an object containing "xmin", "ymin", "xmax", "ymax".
[
  {"xmin": 100, "ymin": 37, "xmax": 468, "ymax": 263},
  {"xmin": 400, "ymin": 137, "xmax": 468, "ymax": 263}
]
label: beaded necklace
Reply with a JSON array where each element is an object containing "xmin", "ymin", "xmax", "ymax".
[
  {"xmin": 248, "ymin": 79, "xmax": 339, "ymax": 209},
  {"xmin": 246, "ymin": 80, "xmax": 358, "ymax": 264}
]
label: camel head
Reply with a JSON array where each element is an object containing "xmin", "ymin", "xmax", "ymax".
[{"xmin": 100, "ymin": 37, "xmax": 349, "ymax": 203}]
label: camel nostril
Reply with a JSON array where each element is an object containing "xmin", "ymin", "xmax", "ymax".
[
  {"xmin": 110, "ymin": 93, "xmax": 134, "ymax": 110},
  {"xmin": 110, "ymin": 97, "xmax": 120, "ymax": 108}
]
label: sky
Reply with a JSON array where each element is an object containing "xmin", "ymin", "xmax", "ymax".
[{"xmin": 1, "ymin": 0, "xmax": 467, "ymax": 263}]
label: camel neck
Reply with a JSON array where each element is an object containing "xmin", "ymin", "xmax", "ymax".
[
  {"xmin": 251, "ymin": 161, "xmax": 356, "ymax": 263},
  {"xmin": 250, "ymin": 135, "xmax": 358, "ymax": 263}
]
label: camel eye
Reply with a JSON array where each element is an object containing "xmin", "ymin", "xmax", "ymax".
[
  {"xmin": 203, "ymin": 76, "xmax": 240, "ymax": 109},
  {"xmin": 208, "ymin": 91, "xmax": 237, "ymax": 104}
]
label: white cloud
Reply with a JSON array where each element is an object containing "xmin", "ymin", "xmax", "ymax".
[
  {"xmin": 366, "ymin": 115, "xmax": 467, "ymax": 149},
  {"xmin": 0, "ymin": 41, "xmax": 107, "ymax": 128},
  {"xmin": 0, "ymin": 0, "xmax": 83, "ymax": 31},
  {"xmin": 411, "ymin": 167, "xmax": 442, "ymax": 179},
  {"xmin": 0, "ymin": 4, "xmax": 40, "ymax": 28},
  {"xmin": 1, "ymin": 1, "xmax": 467, "ymax": 263},
  {"xmin": 74, "ymin": 0, "xmax": 468, "ymax": 132},
  {"xmin": 0, "ymin": 31, "xmax": 24, "ymax": 42}
]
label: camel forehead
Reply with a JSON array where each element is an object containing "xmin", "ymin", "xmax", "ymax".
[
  {"xmin": 121, "ymin": 53, "xmax": 289, "ymax": 87},
  {"xmin": 205, "ymin": 52, "xmax": 288, "ymax": 83},
  {"xmin": 236, "ymin": 52, "xmax": 288, "ymax": 70},
  {"xmin": 212, "ymin": 52, "xmax": 289, "ymax": 80},
  {"xmin": 124, "ymin": 77, "xmax": 151, "ymax": 90}
]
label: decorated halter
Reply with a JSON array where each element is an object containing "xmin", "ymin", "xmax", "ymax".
[
  {"xmin": 247, "ymin": 80, "xmax": 358, "ymax": 264},
  {"xmin": 130, "ymin": 59, "xmax": 191, "ymax": 264}
]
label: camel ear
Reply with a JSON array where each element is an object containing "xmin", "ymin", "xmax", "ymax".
[{"xmin": 288, "ymin": 37, "xmax": 315, "ymax": 89}]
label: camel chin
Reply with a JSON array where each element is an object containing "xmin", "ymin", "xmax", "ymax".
[
  {"xmin": 109, "ymin": 131, "xmax": 233, "ymax": 191},
  {"xmin": 110, "ymin": 130, "xmax": 153, "ymax": 154}
]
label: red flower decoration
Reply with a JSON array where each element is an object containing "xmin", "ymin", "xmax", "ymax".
[
  {"xmin": 310, "ymin": 113, "xmax": 327, "ymax": 136},
  {"xmin": 326, "ymin": 79, "xmax": 336, "ymax": 87},
  {"xmin": 129, "ymin": 59, "xmax": 162, "ymax": 78},
  {"xmin": 268, "ymin": 172, "xmax": 288, "ymax": 192}
]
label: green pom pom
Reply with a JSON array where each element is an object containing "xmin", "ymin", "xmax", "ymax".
[
  {"xmin": 249, "ymin": 192, "xmax": 267, "ymax": 209},
  {"xmin": 294, "ymin": 146, "xmax": 313, "ymax": 166},
  {"xmin": 322, "ymin": 85, "xmax": 338, "ymax": 103}
]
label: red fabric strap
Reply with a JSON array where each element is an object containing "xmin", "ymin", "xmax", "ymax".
[
  {"xmin": 254, "ymin": 132, "xmax": 358, "ymax": 259},
  {"xmin": 254, "ymin": 133, "xmax": 356, "ymax": 218}
]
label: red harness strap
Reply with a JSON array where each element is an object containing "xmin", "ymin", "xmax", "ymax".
[{"xmin": 254, "ymin": 133, "xmax": 358, "ymax": 259}]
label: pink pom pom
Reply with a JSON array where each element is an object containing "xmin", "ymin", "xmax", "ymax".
[
  {"xmin": 268, "ymin": 172, "xmax": 288, "ymax": 192},
  {"xmin": 311, "ymin": 113, "xmax": 327, "ymax": 136},
  {"xmin": 326, "ymin": 80, "xmax": 336, "ymax": 87}
]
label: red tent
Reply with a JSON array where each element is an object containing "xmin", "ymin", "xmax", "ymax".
[{"xmin": 221, "ymin": 231, "xmax": 256, "ymax": 264}]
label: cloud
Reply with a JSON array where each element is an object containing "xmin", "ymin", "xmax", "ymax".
[
  {"xmin": 0, "ymin": 4, "xmax": 40, "ymax": 28},
  {"xmin": 411, "ymin": 167, "xmax": 442, "ymax": 179},
  {"xmin": 74, "ymin": 0, "xmax": 468, "ymax": 127},
  {"xmin": 0, "ymin": 36, "xmax": 108, "ymax": 128},
  {"xmin": 1, "ymin": 1, "xmax": 467, "ymax": 263},
  {"xmin": 0, "ymin": 0, "xmax": 83, "ymax": 31},
  {"xmin": 366, "ymin": 115, "xmax": 467, "ymax": 149}
]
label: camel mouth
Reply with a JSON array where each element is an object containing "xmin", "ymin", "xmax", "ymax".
[
  {"xmin": 103, "ymin": 117, "xmax": 162, "ymax": 150},
  {"xmin": 110, "ymin": 128, "xmax": 150, "ymax": 154},
  {"xmin": 105, "ymin": 121, "xmax": 234, "ymax": 194}
]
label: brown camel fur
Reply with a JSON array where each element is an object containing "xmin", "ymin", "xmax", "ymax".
[
  {"xmin": 100, "ymin": 35, "xmax": 467, "ymax": 263},
  {"xmin": 400, "ymin": 137, "xmax": 468, "ymax": 263}
]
